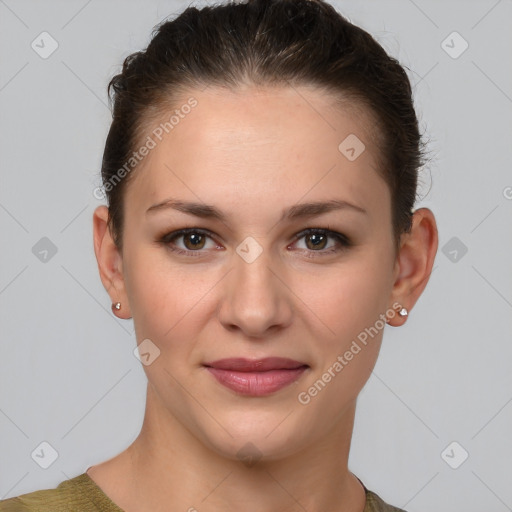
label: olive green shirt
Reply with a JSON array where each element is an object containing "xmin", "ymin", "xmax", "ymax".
[{"xmin": 0, "ymin": 473, "xmax": 408, "ymax": 511}]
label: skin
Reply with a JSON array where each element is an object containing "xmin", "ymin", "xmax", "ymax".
[{"xmin": 90, "ymin": 84, "xmax": 438, "ymax": 512}]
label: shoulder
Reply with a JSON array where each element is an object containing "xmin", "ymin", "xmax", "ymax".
[
  {"xmin": 364, "ymin": 488, "xmax": 409, "ymax": 511},
  {"xmin": 358, "ymin": 477, "xmax": 408, "ymax": 512},
  {"xmin": 0, "ymin": 473, "xmax": 121, "ymax": 512}
]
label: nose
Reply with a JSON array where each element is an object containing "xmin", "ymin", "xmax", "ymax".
[{"xmin": 217, "ymin": 245, "xmax": 293, "ymax": 339}]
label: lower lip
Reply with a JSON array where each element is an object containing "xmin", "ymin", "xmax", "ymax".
[{"xmin": 205, "ymin": 367, "xmax": 308, "ymax": 396}]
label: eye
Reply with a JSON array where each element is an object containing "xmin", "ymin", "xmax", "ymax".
[
  {"xmin": 158, "ymin": 227, "xmax": 351, "ymax": 258},
  {"xmin": 291, "ymin": 228, "xmax": 351, "ymax": 257},
  {"xmin": 159, "ymin": 228, "xmax": 221, "ymax": 257}
]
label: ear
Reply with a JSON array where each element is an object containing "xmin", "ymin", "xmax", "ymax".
[
  {"xmin": 92, "ymin": 205, "xmax": 132, "ymax": 319},
  {"xmin": 387, "ymin": 207, "xmax": 438, "ymax": 326}
]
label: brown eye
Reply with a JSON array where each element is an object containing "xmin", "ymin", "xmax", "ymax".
[
  {"xmin": 292, "ymin": 228, "xmax": 351, "ymax": 258},
  {"xmin": 159, "ymin": 228, "xmax": 219, "ymax": 255},
  {"xmin": 304, "ymin": 232, "xmax": 328, "ymax": 250},
  {"xmin": 182, "ymin": 232, "xmax": 206, "ymax": 250}
]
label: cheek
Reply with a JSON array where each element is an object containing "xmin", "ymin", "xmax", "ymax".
[
  {"xmin": 298, "ymin": 256, "xmax": 392, "ymax": 345},
  {"xmin": 123, "ymin": 247, "xmax": 208, "ymax": 342},
  {"xmin": 294, "ymin": 265, "xmax": 389, "ymax": 410}
]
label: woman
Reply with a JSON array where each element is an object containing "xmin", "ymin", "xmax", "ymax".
[{"xmin": 0, "ymin": 0, "xmax": 438, "ymax": 510}]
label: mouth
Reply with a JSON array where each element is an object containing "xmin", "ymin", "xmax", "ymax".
[{"xmin": 203, "ymin": 357, "xmax": 309, "ymax": 396}]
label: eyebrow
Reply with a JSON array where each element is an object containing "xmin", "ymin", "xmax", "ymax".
[{"xmin": 146, "ymin": 198, "xmax": 367, "ymax": 221}]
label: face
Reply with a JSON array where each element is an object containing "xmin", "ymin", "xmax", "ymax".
[{"xmin": 113, "ymin": 85, "xmax": 400, "ymax": 460}]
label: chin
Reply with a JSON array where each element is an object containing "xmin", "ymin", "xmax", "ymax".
[
  {"xmin": 207, "ymin": 432, "xmax": 303, "ymax": 465},
  {"xmin": 192, "ymin": 405, "xmax": 315, "ymax": 464}
]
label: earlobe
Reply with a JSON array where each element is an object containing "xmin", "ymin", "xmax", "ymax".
[
  {"xmin": 387, "ymin": 207, "xmax": 438, "ymax": 327},
  {"xmin": 92, "ymin": 205, "xmax": 132, "ymax": 319}
]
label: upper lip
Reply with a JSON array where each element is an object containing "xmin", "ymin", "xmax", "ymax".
[{"xmin": 203, "ymin": 357, "xmax": 308, "ymax": 372}]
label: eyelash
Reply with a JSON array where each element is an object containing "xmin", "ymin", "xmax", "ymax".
[{"xmin": 157, "ymin": 227, "xmax": 351, "ymax": 259}]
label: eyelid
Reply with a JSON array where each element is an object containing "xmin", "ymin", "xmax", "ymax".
[
  {"xmin": 158, "ymin": 227, "xmax": 351, "ymax": 257},
  {"xmin": 292, "ymin": 227, "xmax": 350, "ymax": 245},
  {"xmin": 160, "ymin": 228, "xmax": 222, "ymax": 253}
]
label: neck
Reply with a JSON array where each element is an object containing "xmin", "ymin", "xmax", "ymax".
[{"xmin": 91, "ymin": 383, "xmax": 366, "ymax": 512}]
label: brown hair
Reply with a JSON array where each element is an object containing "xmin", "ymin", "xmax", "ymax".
[{"xmin": 101, "ymin": 0, "xmax": 428, "ymax": 254}]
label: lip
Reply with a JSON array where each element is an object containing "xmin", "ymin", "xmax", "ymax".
[{"xmin": 203, "ymin": 357, "xmax": 309, "ymax": 396}]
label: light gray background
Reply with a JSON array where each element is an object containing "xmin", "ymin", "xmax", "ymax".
[{"xmin": 1, "ymin": 1, "xmax": 511, "ymax": 510}]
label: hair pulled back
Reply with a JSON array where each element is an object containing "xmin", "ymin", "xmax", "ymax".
[{"xmin": 101, "ymin": 0, "xmax": 427, "ymax": 253}]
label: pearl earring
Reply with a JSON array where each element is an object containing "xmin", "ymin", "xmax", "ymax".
[{"xmin": 112, "ymin": 302, "xmax": 121, "ymax": 313}]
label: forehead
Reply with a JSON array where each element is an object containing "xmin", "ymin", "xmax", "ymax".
[{"xmin": 125, "ymin": 84, "xmax": 388, "ymax": 220}]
